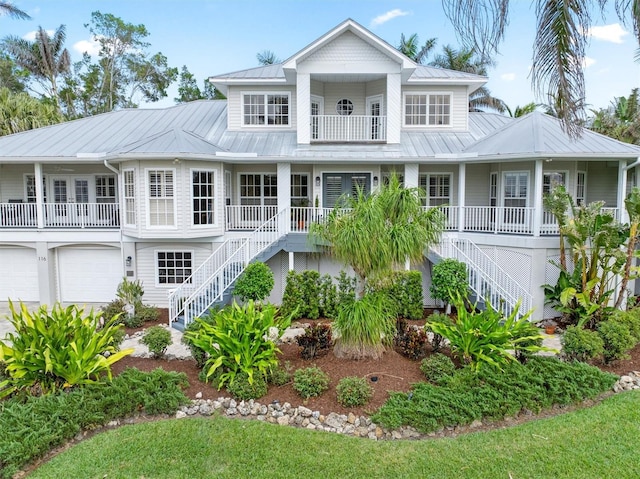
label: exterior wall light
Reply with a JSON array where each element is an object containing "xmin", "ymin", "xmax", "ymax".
[{"xmin": 315, "ymin": 176, "xmax": 321, "ymax": 187}]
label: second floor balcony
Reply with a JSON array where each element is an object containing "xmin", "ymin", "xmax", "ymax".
[
  {"xmin": 311, "ymin": 115, "xmax": 387, "ymax": 143},
  {"xmin": 0, "ymin": 202, "xmax": 120, "ymax": 229}
]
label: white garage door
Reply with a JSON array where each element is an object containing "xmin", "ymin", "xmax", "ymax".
[
  {"xmin": 58, "ymin": 248, "xmax": 122, "ymax": 303},
  {"xmin": 0, "ymin": 247, "xmax": 39, "ymax": 301}
]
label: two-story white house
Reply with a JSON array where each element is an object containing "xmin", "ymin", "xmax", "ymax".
[{"xmin": 1, "ymin": 19, "xmax": 639, "ymax": 326}]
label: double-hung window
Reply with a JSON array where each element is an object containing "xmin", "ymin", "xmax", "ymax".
[
  {"xmin": 123, "ymin": 170, "xmax": 136, "ymax": 226},
  {"xmin": 243, "ymin": 93, "xmax": 290, "ymax": 126},
  {"xmin": 420, "ymin": 174, "xmax": 451, "ymax": 206},
  {"xmin": 148, "ymin": 169, "xmax": 175, "ymax": 227},
  {"xmin": 291, "ymin": 174, "xmax": 309, "ymax": 206},
  {"xmin": 405, "ymin": 94, "xmax": 451, "ymax": 126},
  {"xmin": 96, "ymin": 175, "xmax": 116, "ymax": 203},
  {"xmin": 192, "ymin": 170, "xmax": 215, "ymax": 226}
]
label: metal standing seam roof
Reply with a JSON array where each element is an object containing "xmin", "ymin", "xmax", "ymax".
[
  {"xmin": 464, "ymin": 111, "xmax": 640, "ymax": 157},
  {"xmin": 115, "ymin": 128, "xmax": 226, "ymax": 156}
]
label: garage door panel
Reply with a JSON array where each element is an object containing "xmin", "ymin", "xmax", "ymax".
[
  {"xmin": 0, "ymin": 248, "xmax": 38, "ymax": 301},
  {"xmin": 58, "ymin": 248, "xmax": 122, "ymax": 303}
]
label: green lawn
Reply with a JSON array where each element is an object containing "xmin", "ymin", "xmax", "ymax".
[{"xmin": 31, "ymin": 390, "xmax": 640, "ymax": 479}]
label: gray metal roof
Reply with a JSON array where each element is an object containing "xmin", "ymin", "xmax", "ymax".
[
  {"xmin": 464, "ymin": 111, "xmax": 640, "ymax": 158},
  {"xmin": 209, "ymin": 64, "xmax": 285, "ymax": 80},
  {"xmin": 116, "ymin": 128, "xmax": 226, "ymax": 156},
  {"xmin": 410, "ymin": 65, "xmax": 486, "ymax": 81}
]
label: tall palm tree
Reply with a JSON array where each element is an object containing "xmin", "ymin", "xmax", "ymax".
[
  {"xmin": 441, "ymin": 0, "xmax": 639, "ymax": 137},
  {"xmin": 0, "ymin": 87, "xmax": 62, "ymax": 136},
  {"xmin": 0, "ymin": 1, "xmax": 30, "ymax": 20},
  {"xmin": 397, "ymin": 33, "xmax": 437, "ymax": 64},
  {"xmin": 430, "ymin": 45, "xmax": 506, "ymax": 113},
  {"xmin": 506, "ymin": 102, "xmax": 539, "ymax": 117},
  {"xmin": 2, "ymin": 25, "xmax": 70, "ymax": 108}
]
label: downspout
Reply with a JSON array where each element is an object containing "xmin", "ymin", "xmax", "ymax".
[{"xmin": 103, "ymin": 158, "xmax": 120, "ymax": 175}]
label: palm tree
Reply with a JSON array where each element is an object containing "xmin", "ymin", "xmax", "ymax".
[
  {"xmin": 441, "ymin": 0, "xmax": 639, "ymax": 137},
  {"xmin": 0, "ymin": 87, "xmax": 62, "ymax": 136},
  {"xmin": 256, "ymin": 50, "xmax": 280, "ymax": 65},
  {"xmin": 589, "ymin": 88, "xmax": 640, "ymax": 144},
  {"xmin": 430, "ymin": 45, "xmax": 506, "ymax": 113},
  {"xmin": 0, "ymin": 1, "xmax": 30, "ymax": 20},
  {"xmin": 506, "ymin": 102, "xmax": 539, "ymax": 117},
  {"xmin": 2, "ymin": 25, "xmax": 70, "ymax": 109},
  {"xmin": 397, "ymin": 33, "xmax": 437, "ymax": 64}
]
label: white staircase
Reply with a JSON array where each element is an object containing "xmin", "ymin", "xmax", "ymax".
[
  {"xmin": 168, "ymin": 208, "xmax": 288, "ymax": 328},
  {"xmin": 432, "ymin": 237, "xmax": 533, "ymax": 319}
]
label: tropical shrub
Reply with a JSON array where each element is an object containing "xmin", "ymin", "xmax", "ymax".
[
  {"xmin": 609, "ymin": 308, "xmax": 640, "ymax": 342},
  {"xmin": 136, "ymin": 304, "xmax": 160, "ymax": 323},
  {"xmin": 318, "ymin": 274, "xmax": 339, "ymax": 318},
  {"xmin": 561, "ymin": 325, "xmax": 604, "ymax": 362},
  {"xmin": 0, "ymin": 368, "xmax": 188, "ymax": 479},
  {"xmin": 425, "ymin": 312, "xmax": 453, "ymax": 352},
  {"xmin": 373, "ymin": 357, "xmax": 617, "ymax": 433},
  {"xmin": 513, "ymin": 321, "xmax": 545, "ymax": 363},
  {"xmin": 333, "ymin": 294, "xmax": 396, "ymax": 360},
  {"xmin": 184, "ymin": 301, "xmax": 292, "ymax": 389},
  {"xmin": 430, "ymin": 259, "xmax": 469, "ymax": 308},
  {"xmin": 372, "ymin": 270, "xmax": 424, "ymax": 320},
  {"xmin": 293, "ymin": 366, "xmax": 330, "ymax": 399},
  {"xmin": 337, "ymin": 270, "xmax": 357, "ymax": 306},
  {"xmin": 297, "ymin": 323, "xmax": 333, "ymax": 359},
  {"xmin": 181, "ymin": 310, "xmax": 219, "ymax": 368},
  {"xmin": 100, "ymin": 299, "xmax": 125, "ymax": 325},
  {"xmin": 0, "ymin": 302, "xmax": 133, "ymax": 397},
  {"xmin": 428, "ymin": 300, "xmax": 544, "ymax": 371},
  {"xmin": 598, "ymin": 319, "xmax": 635, "ymax": 363},
  {"xmin": 141, "ymin": 326, "xmax": 172, "ymax": 358},
  {"xmin": 280, "ymin": 270, "xmax": 344, "ymax": 320},
  {"xmin": 116, "ymin": 277, "xmax": 144, "ymax": 307},
  {"xmin": 267, "ymin": 361, "xmax": 292, "ymax": 386},
  {"xmin": 233, "ymin": 261, "xmax": 274, "ymax": 303},
  {"xmin": 226, "ymin": 371, "xmax": 268, "ymax": 400},
  {"xmin": 395, "ymin": 326, "xmax": 428, "ymax": 360},
  {"xmin": 336, "ymin": 376, "xmax": 374, "ymax": 407},
  {"xmin": 420, "ymin": 353, "xmax": 457, "ymax": 382}
]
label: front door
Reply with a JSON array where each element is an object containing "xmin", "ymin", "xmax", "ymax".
[
  {"xmin": 322, "ymin": 173, "xmax": 371, "ymax": 208},
  {"xmin": 50, "ymin": 177, "xmax": 90, "ymax": 225}
]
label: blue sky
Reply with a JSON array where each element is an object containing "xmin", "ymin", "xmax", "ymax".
[{"xmin": 1, "ymin": 0, "xmax": 639, "ymax": 113}]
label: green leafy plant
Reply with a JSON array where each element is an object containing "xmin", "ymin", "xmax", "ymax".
[
  {"xmin": 141, "ymin": 326, "xmax": 172, "ymax": 359},
  {"xmin": 181, "ymin": 307, "xmax": 221, "ymax": 368},
  {"xmin": 430, "ymin": 259, "xmax": 469, "ymax": 311},
  {"xmin": 513, "ymin": 321, "xmax": 544, "ymax": 363},
  {"xmin": 267, "ymin": 361, "xmax": 292, "ymax": 386},
  {"xmin": 561, "ymin": 325, "xmax": 604, "ymax": 362},
  {"xmin": 372, "ymin": 270, "xmax": 424, "ymax": 320},
  {"xmin": 598, "ymin": 319, "xmax": 635, "ymax": 363},
  {"xmin": 184, "ymin": 301, "xmax": 292, "ymax": 389},
  {"xmin": 296, "ymin": 323, "xmax": 333, "ymax": 359},
  {"xmin": 425, "ymin": 312, "xmax": 453, "ymax": 352},
  {"xmin": 336, "ymin": 376, "xmax": 374, "ymax": 407},
  {"xmin": 609, "ymin": 308, "xmax": 640, "ymax": 342},
  {"xmin": 428, "ymin": 299, "xmax": 545, "ymax": 371},
  {"xmin": 0, "ymin": 302, "xmax": 133, "ymax": 398},
  {"xmin": 333, "ymin": 293, "xmax": 396, "ymax": 360},
  {"xmin": 293, "ymin": 366, "xmax": 330, "ymax": 399},
  {"xmin": 233, "ymin": 261, "xmax": 274, "ymax": 303},
  {"xmin": 226, "ymin": 371, "xmax": 268, "ymax": 400},
  {"xmin": 395, "ymin": 326, "xmax": 428, "ymax": 360},
  {"xmin": 420, "ymin": 353, "xmax": 457, "ymax": 382},
  {"xmin": 318, "ymin": 274, "xmax": 338, "ymax": 318}
]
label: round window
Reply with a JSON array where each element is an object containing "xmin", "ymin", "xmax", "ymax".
[{"xmin": 336, "ymin": 99, "xmax": 354, "ymax": 116}]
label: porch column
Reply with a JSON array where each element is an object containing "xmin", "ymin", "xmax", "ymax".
[
  {"xmin": 618, "ymin": 160, "xmax": 628, "ymax": 223},
  {"xmin": 34, "ymin": 162, "xmax": 44, "ymax": 229},
  {"xmin": 404, "ymin": 163, "xmax": 419, "ymax": 188},
  {"xmin": 533, "ymin": 159, "xmax": 543, "ymax": 237},
  {"xmin": 386, "ymin": 73, "xmax": 401, "ymax": 144},
  {"xmin": 296, "ymin": 73, "xmax": 311, "ymax": 145},
  {"xmin": 458, "ymin": 163, "xmax": 466, "ymax": 232},
  {"xmin": 289, "ymin": 252, "xmax": 294, "ymax": 271},
  {"xmin": 277, "ymin": 162, "xmax": 291, "ymax": 234}
]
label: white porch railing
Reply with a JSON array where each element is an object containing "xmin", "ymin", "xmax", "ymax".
[
  {"xmin": 435, "ymin": 237, "xmax": 533, "ymax": 319},
  {"xmin": 225, "ymin": 205, "xmax": 278, "ymax": 230},
  {"xmin": 462, "ymin": 206, "xmax": 534, "ymax": 234},
  {"xmin": 0, "ymin": 202, "xmax": 37, "ymax": 227},
  {"xmin": 311, "ymin": 115, "xmax": 387, "ymax": 142},
  {"xmin": 169, "ymin": 208, "xmax": 287, "ymax": 327},
  {"xmin": 541, "ymin": 208, "xmax": 620, "ymax": 236},
  {"xmin": 43, "ymin": 203, "xmax": 120, "ymax": 228}
]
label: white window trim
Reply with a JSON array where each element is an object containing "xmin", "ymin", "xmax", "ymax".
[
  {"xmin": 290, "ymin": 173, "xmax": 310, "ymax": 206},
  {"xmin": 155, "ymin": 249, "xmax": 194, "ymax": 288},
  {"xmin": 145, "ymin": 168, "xmax": 178, "ymax": 229},
  {"xmin": 190, "ymin": 168, "xmax": 217, "ymax": 228},
  {"xmin": 501, "ymin": 171, "xmax": 530, "ymax": 207},
  {"xmin": 241, "ymin": 91, "xmax": 291, "ymax": 128},
  {"xmin": 95, "ymin": 174, "xmax": 117, "ymax": 203},
  {"xmin": 542, "ymin": 171, "xmax": 569, "ymax": 192},
  {"xmin": 237, "ymin": 172, "xmax": 277, "ymax": 205},
  {"xmin": 421, "ymin": 172, "xmax": 453, "ymax": 206},
  {"xmin": 402, "ymin": 92, "xmax": 453, "ymax": 128},
  {"xmin": 123, "ymin": 169, "xmax": 136, "ymax": 227},
  {"xmin": 577, "ymin": 170, "xmax": 587, "ymax": 205}
]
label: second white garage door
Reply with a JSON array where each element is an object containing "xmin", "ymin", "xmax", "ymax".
[{"xmin": 57, "ymin": 247, "xmax": 122, "ymax": 303}]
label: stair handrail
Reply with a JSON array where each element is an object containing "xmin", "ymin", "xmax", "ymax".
[
  {"xmin": 435, "ymin": 237, "xmax": 533, "ymax": 318},
  {"xmin": 169, "ymin": 208, "xmax": 288, "ymax": 326}
]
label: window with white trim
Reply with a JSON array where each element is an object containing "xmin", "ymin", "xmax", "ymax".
[
  {"xmin": 503, "ymin": 172, "xmax": 528, "ymax": 207},
  {"xmin": 192, "ymin": 170, "xmax": 215, "ymax": 226},
  {"xmin": 148, "ymin": 169, "xmax": 175, "ymax": 226},
  {"xmin": 290, "ymin": 174, "xmax": 309, "ymax": 206},
  {"xmin": 404, "ymin": 94, "xmax": 452, "ymax": 126},
  {"xmin": 123, "ymin": 170, "xmax": 136, "ymax": 226},
  {"xmin": 577, "ymin": 171, "xmax": 586, "ymax": 205},
  {"xmin": 243, "ymin": 93, "xmax": 290, "ymax": 125},
  {"xmin": 96, "ymin": 175, "xmax": 116, "ymax": 203},
  {"xmin": 542, "ymin": 172, "xmax": 566, "ymax": 195},
  {"xmin": 336, "ymin": 99, "xmax": 353, "ymax": 116},
  {"xmin": 420, "ymin": 174, "xmax": 451, "ymax": 206},
  {"xmin": 157, "ymin": 251, "xmax": 192, "ymax": 285},
  {"xmin": 489, "ymin": 172, "xmax": 498, "ymax": 207},
  {"xmin": 240, "ymin": 174, "xmax": 277, "ymax": 206},
  {"xmin": 25, "ymin": 175, "xmax": 46, "ymax": 203},
  {"xmin": 225, "ymin": 170, "xmax": 232, "ymax": 206}
]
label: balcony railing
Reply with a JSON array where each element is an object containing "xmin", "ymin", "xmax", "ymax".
[
  {"xmin": 311, "ymin": 115, "xmax": 387, "ymax": 142},
  {"xmin": 0, "ymin": 202, "xmax": 120, "ymax": 228},
  {"xmin": 225, "ymin": 205, "xmax": 278, "ymax": 231}
]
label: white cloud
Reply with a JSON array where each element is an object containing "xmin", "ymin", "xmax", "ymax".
[
  {"xmin": 370, "ymin": 9, "xmax": 410, "ymax": 27},
  {"xmin": 501, "ymin": 73, "xmax": 516, "ymax": 81},
  {"xmin": 583, "ymin": 56, "xmax": 596, "ymax": 68},
  {"xmin": 73, "ymin": 38, "xmax": 101, "ymax": 56},
  {"xmin": 588, "ymin": 23, "xmax": 628, "ymax": 43},
  {"xmin": 23, "ymin": 29, "xmax": 54, "ymax": 41}
]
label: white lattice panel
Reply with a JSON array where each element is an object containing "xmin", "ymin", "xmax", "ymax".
[
  {"xmin": 293, "ymin": 252, "xmax": 308, "ymax": 272},
  {"xmin": 266, "ymin": 252, "xmax": 287, "ymax": 305},
  {"xmin": 544, "ymin": 253, "xmax": 562, "ymax": 319}
]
